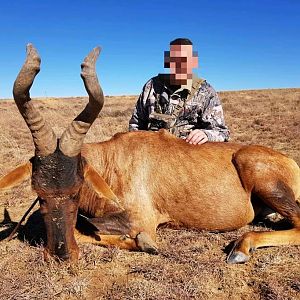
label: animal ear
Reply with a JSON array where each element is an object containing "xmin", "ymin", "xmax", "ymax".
[
  {"xmin": 83, "ymin": 164, "xmax": 125, "ymax": 212},
  {"xmin": 0, "ymin": 162, "xmax": 32, "ymax": 190}
]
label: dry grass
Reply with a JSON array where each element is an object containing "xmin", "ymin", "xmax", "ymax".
[{"xmin": 0, "ymin": 89, "xmax": 299, "ymax": 299}]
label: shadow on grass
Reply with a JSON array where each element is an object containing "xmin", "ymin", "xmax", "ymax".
[
  {"xmin": 0, "ymin": 206, "xmax": 103, "ymax": 247},
  {"xmin": 0, "ymin": 207, "xmax": 47, "ymax": 246}
]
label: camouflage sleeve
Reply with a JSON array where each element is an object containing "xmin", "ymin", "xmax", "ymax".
[
  {"xmin": 128, "ymin": 79, "xmax": 155, "ymax": 131},
  {"xmin": 195, "ymin": 82, "xmax": 230, "ymax": 142}
]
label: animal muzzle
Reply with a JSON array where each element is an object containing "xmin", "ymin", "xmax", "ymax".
[{"xmin": 42, "ymin": 205, "xmax": 79, "ymax": 261}]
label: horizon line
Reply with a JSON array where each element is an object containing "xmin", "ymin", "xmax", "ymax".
[{"xmin": 0, "ymin": 86, "xmax": 299, "ymax": 100}]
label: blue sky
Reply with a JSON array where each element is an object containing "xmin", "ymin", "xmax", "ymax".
[{"xmin": 0, "ymin": 0, "xmax": 299, "ymax": 98}]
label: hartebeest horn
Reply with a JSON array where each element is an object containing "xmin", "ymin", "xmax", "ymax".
[
  {"xmin": 13, "ymin": 44, "xmax": 57, "ymax": 156},
  {"xmin": 59, "ymin": 47, "xmax": 104, "ymax": 157}
]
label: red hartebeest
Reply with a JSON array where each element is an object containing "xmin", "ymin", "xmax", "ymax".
[{"xmin": 0, "ymin": 44, "xmax": 299, "ymax": 263}]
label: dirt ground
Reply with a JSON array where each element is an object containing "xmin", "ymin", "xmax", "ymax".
[{"xmin": 0, "ymin": 88, "xmax": 299, "ymax": 299}]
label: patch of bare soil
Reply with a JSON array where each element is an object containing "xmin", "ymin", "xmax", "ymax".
[{"xmin": 0, "ymin": 88, "xmax": 299, "ymax": 299}]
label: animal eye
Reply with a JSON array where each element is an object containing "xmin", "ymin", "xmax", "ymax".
[{"xmin": 38, "ymin": 198, "xmax": 47, "ymax": 206}]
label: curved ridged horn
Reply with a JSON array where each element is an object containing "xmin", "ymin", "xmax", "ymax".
[
  {"xmin": 59, "ymin": 47, "xmax": 104, "ymax": 157},
  {"xmin": 13, "ymin": 44, "xmax": 57, "ymax": 156}
]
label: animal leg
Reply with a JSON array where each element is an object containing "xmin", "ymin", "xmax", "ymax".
[
  {"xmin": 90, "ymin": 218, "xmax": 158, "ymax": 254},
  {"xmin": 228, "ymin": 180, "xmax": 300, "ymax": 263},
  {"xmin": 76, "ymin": 214, "xmax": 159, "ymax": 253},
  {"xmin": 75, "ymin": 230, "xmax": 158, "ymax": 254},
  {"xmin": 135, "ymin": 231, "xmax": 159, "ymax": 254},
  {"xmin": 75, "ymin": 230, "xmax": 139, "ymax": 250}
]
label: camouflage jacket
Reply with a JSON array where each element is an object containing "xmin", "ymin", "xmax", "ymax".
[{"xmin": 128, "ymin": 74, "xmax": 230, "ymax": 142}]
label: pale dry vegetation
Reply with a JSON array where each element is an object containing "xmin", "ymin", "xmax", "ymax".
[{"xmin": 0, "ymin": 89, "xmax": 299, "ymax": 299}]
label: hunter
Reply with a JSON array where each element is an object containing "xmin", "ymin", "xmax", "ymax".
[{"xmin": 128, "ymin": 38, "xmax": 230, "ymax": 145}]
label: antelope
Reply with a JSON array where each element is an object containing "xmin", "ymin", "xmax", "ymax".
[{"xmin": 0, "ymin": 44, "xmax": 299, "ymax": 264}]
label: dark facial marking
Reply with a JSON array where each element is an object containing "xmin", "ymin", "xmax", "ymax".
[{"xmin": 31, "ymin": 148, "xmax": 83, "ymax": 196}]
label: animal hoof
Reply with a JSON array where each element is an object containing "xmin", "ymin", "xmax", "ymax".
[
  {"xmin": 136, "ymin": 232, "xmax": 159, "ymax": 255},
  {"xmin": 227, "ymin": 251, "xmax": 249, "ymax": 264}
]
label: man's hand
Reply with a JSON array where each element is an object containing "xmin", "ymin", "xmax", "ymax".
[{"xmin": 185, "ymin": 129, "xmax": 208, "ymax": 145}]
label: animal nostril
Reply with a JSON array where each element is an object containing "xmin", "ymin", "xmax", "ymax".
[
  {"xmin": 57, "ymin": 241, "xmax": 64, "ymax": 249},
  {"xmin": 60, "ymin": 254, "xmax": 70, "ymax": 261}
]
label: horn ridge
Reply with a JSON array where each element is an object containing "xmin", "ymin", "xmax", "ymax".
[
  {"xmin": 13, "ymin": 44, "xmax": 57, "ymax": 156},
  {"xmin": 59, "ymin": 46, "xmax": 104, "ymax": 157}
]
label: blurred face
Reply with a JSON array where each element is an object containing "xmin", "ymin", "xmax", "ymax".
[{"xmin": 164, "ymin": 44, "xmax": 198, "ymax": 85}]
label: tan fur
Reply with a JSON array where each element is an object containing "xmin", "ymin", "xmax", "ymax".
[
  {"xmin": 0, "ymin": 162, "xmax": 32, "ymax": 190},
  {"xmin": 83, "ymin": 164, "xmax": 124, "ymax": 210},
  {"xmin": 78, "ymin": 129, "xmax": 300, "ymax": 262}
]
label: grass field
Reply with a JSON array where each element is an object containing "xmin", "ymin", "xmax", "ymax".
[{"xmin": 0, "ymin": 88, "xmax": 299, "ymax": 299}]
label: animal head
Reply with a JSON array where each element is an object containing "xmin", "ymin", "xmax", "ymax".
[{"xmin": 10, "ymin": 44, "xmax": 105, "ymax": 261}]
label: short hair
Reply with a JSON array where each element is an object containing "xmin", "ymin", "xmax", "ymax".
[{"xmin": 170, "ymin": 38, "xmax": 193, "ymax": 46}]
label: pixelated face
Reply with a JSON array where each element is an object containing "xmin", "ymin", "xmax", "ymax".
[{"xmin": 164, "ymin": 44, "xmax": 198, "ymax": 85}]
